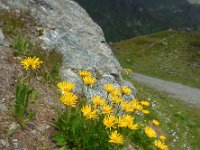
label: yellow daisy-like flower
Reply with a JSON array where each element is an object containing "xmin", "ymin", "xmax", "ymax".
[
  {"xmin": 102, "ymin": 105, "xmax": 113, "ymax": 115},
  {"xmin": 142, "ymin": 109, "xmax": 150, "ymax": 114},
  {"xmin": 121, "ymin": 101, "xmax": 134, "ymax": 112},
  {"xmin": 104, "ymin": 84, "xmax": 115, "ymax": 94},
  {"xmin": 135, "ymin": 104, "xmax": 143, "ymax": 111},
  {"xmin": 121, "ymin": 86, "xmax": 132, "ymax": 95},
  {"xmin": 116, "ymin": 116, "xmax": 128, "ymax": 128},
  {"xmin": 126, "ymin": 68, "xmax": 133, "ymax": 72},
  {"xmin": 116, "ymin": 115, "xmax": 136, "ymax": 129},
  {"xmin": 60, "ymin": 92, "xmax": 78, "ymax": 107},
  {"xmin": 103, "ymin": 115, "xmax": 116, "ymax": 130},
  {"xmin": 78, "ymin": 70, "xmax": 91, "ymax": 78},
  {"xmin": 20, "ymin": 56, "xmax": 42, "ymax": 70},
  {"xmin": 92, "ymin": 96, "xmax": 106, "ymax": 107},
  {"xmin": 152, "ymin": 119, "xmax": 160, "ymax": 126},
  {"xmin": 81, "ymin": 105, "xmax": 98, "ymax": 120},
  {"xmin": 160, "ymin": 135, "xmax": 167, "ymax": 141},
  {"xmin": 154, "ymin": 140, "xmax": 169, "ymax": 150},
  {"xmin": 83, "ymin": 76, "xmax": 96, "ymax": 87},
  {"xmin": 140, "ymin": 100, "xmax": 150, "ymax": 106},
  {"xmin": 110, "ymin": 95, "xmax": 123, "ymax": 104},
  {"xmin": 128, "ymin": 123, "xmax": 138, "ymax": 130},
  {"xmin": 57, "ymin": 81, "xmax": 75, "ymax": 93},
  {"xmin": 109, "ymin": 130, "xmax": 124, "ymax": 144},
  {"xmin": 145, "ymin": 126, "xmax": 157, "ymax": 138},
  {"xmin": 130, "ymin": 99, "xmax": 141, "ymax": 110},
  {"xmin": 110, "ymin": 89, "xmax": 121, "ymax": 96},
  {"xmin": 124, "ymin": 114, "xmax": 134, "ymax": 123},
  {"xmin": 130, "ymin": 99, "xmax": 139, "ymax": 105}
]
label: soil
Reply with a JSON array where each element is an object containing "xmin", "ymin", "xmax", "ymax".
[{"xmin": 0, "ymin": 45, "xmax": 60, "ymax": 150}]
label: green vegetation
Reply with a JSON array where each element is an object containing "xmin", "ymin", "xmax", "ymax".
[
  {"xmin": 11, "ymin": 36, "xmax": 30, "ymax": 56},
  {"xmin": 15, "ymin": 79, "xmax": 35, "ymax": 127},
  {"xmin": 30, "ymin": 46, "xmax": 63, "ymax": 84},
  {"xmin": 0, "ymin": 9, "xmax": 36, "ymax": 38},
  {"xmin": 0, "ymin": 8, "xmax": 63, "ymax": 131},
  {"xmin": 54, "ymin": 73, "xmax": 170, "ymax": 150},
  {"xmin": 123, "ymin": 72, "xmax": 200, "ymax": 150},
  {"xmin": 112, "ymin": 30, "xmax": 200, "ymax": 88}
]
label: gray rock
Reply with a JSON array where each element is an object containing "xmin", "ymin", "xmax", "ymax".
[
  {"xmin": 0, "ymin": 0, "xmax": 135, "ymax": 98},
  {"xmin": 0, "ymin": 139, "xmax": 9, "ymax": 148},
  {"xmin": 37, "ymin": 124, "xmax": 50, "ymax": 132},
  {"xmin": 0, "ymin": 103, "xmax": 7, "ymax": 111},
  {"xmin": 12, "ymin": 139, "xmax": 19, "ymax": 150},
  {"xmin": 0, "ymin": 29, "xmax": 4, "ymax": 45}
]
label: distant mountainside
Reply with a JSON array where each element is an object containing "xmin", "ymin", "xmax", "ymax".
[
  {"xmin": 74, "ymin": 0, "xmax": 200, "ymax": 42},
  {"xmin": 188, "ymin": 0, "xmax": 200, "ymax": 4},
  {"xmin": 111, "ymin": 30, "xmax": 200, "ymax": 88}
]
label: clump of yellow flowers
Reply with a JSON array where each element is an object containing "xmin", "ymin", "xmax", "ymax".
[{"xmin": 56, "ymin": 70, "xmax": 169, "ymax": 149}]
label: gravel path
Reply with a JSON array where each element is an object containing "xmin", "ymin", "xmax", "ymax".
[{"xmin": 131, "ymin": 73, "xmax": 200, "ymax": 106}]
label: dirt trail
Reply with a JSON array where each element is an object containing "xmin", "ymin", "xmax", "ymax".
[{"xmin": 131, "ymin": 73, "xmax": 200, "ymax": 106}]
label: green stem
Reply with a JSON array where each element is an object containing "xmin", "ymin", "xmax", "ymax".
[{"xmin": 116, "ymin": 103, "xmax": 121, "ymax": 115}]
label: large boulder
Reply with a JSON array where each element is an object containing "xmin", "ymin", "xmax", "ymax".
[
  {"xmin": 0, "ymin": 0, "xmax": 135, "ymax": 98},
  {"xmin": 0, "ymin": 29, "xmax": 4, "ymax": 45}
]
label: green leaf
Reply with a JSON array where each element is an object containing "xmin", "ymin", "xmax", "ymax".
[{"xmin": 53, "ymin": 132, "xmax": 67, "ymax": 146}]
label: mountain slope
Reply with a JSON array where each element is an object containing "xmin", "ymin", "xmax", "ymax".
[
  {"xmin": 75, "ymin": 0, "xmax": 200, "ymax": 42},
  {"xmin": 111, "ymin": 30, "xmax": 200, "ymax": 88}
]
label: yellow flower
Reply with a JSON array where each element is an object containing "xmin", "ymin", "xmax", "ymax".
[
  {"xmin": 124, "ymin": 114, "xmax": 134, "ymax": 123},
  {"xmin": 140, "ymin": 100, "xmax": 150, "ymax": 106},
  {"xmin": 116, "ymin": 116, "xmax": 128, "ymax": 128},
  {"xmin": 145, "ymin": 126, "xmax": 157, "ymax": 138},
  {"xmin": 103, "ymin": 115, "xmax": 116, "ymax": 130},
  {"xmin": 78, "ymin": 70, "xmax": 91, "ymax": 77},
  {"xmin": 121, "ymin": 86, "xmax": 132, "ymax": 95},
  {"xmin": 130, "ymin": 99, "xmax": 144, "ymax": 111},
  {"xmin": 104, "ymin": 84, "xmax": 115, "ymax": 94},
  {"xmin": 154, "ymin": 140, "xmax": 169, "ymax": 150},
  {"xmin": 110, "ymin": 95, "xmax": 122, "ymax": 104},
  {"xmin": 117, "ymin": 115, "xmax": 136, "ymax": 129},
  {"xmin": 152, "ymin": 119, "xmax": 160, "ymax": 126},
  {"xmin": 110, "ymin": 89, "xmax": 121, "ymax": 96},
  {"xmin": 102, "ymin": 105, "xmax": 113, "ymax": 115},
  {"xmin": 92, "ymin": 96, "xmax": 106, "ymax": 107},
  {"xmin": 135, "ymin": 104, "xmax": 143, "ymax": 111},
  {"xmin": 121, "ymin": 101, "xmax": 134, "ymax": 112},
  {"xmin": 21, "ymin": 56, "xmax": 42, "ymax": 70},
  {"xmin": 123, "ymin": 68, "xmax": 133, "ymax": 73},
  {"xmin": 109, "ymin": 130, "xmax": 124, "ymax": 144},
  {"xmin": 128, "ymin": 123, "xmax": 138, "ymax": 130},
  {"xmin": 83, "ymin": 76, "xmax": 96, "ymax": 87},
  {"xmin": 130, "ymin": 99, "xmax": 139, "ymax": 105},
  {"xmin": 60, "ymin": 92, "xmax": 78, "ymax": 107},
  {"xmin": 142, "ymin": 109, "xmax": 150, "ymax": 114},
  {"xmin": 57, "ymin": 81, "xmax": 75, "ymax": 93},
  {"xmin": 160, "ymin": 135, "xmax": 167, "ymax": 141},
  {"xmin": 81, "ymin": 105, "xmax": 98, "ymax": 120}
]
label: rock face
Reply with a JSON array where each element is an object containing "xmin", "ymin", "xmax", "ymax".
[
  {"xmin": 0, "ymin": 29, "xmax": 4, "ymax": 45},
  {"xmin": 0, "ymin": 0, "xmax": 135, "ymax": 97}
]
